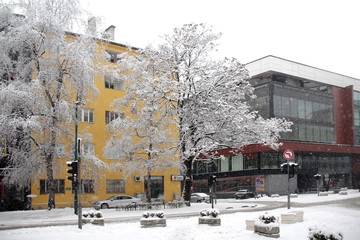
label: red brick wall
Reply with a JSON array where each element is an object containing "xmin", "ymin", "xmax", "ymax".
[{"xmin": 333, "ymin": 85, "xmax": 354, "ymax": 145}]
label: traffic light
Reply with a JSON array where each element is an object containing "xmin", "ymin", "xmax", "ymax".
[
  {"xmin": 66, "ymin": 161, "xmax": 78, "ymax": 183},
  {"xmin": 208, "ymin": 175, "xmax": 217, "ymax": 187},
  {"xmin": 281, "ymin": 163, "xmax": 297, "ymax": 178},
  {"xmin": 289, "ymin": 164, "xmax": 295, "ymax": 178},
  {"xmin": 314, "ymin": 174, "xmax": 321, "ymax": 181},
  {"xmin": 208, "ymin": 176, "xmax": 213, "ymax": 187},
  {"xmin": 281, "ymin": 163, "xmax": 288, "ymax": 173},
  {"xmin": 212, "ymin": 175, "xmax": 217, "ymax": 184}
]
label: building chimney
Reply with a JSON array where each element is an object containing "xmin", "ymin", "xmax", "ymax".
[
  {"xmin": 87, "ymin": 17, "xmax": 97, "ymax": 34},
  {"xmin": 103, "ymin": 25, "xmax": 116, "ymax": 41}
]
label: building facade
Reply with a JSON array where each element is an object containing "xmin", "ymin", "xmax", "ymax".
[
  {"xmin": 0, "ymin": 34, "xmax": 182, "ymax": 210},
  {"xmin": 192, "ymin": 56, "xmax": 360, "ymax": 196}
]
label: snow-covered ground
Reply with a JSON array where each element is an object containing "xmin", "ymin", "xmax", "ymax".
[{"xmin": 1, "ymin": 190, "xmax": 360, "ymax": 240}]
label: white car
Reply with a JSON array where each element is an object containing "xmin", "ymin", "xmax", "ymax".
[
  {"xmin": 190, "ymin": 193, "xmax": 210, "ymax": 203},
  {"xmin": 93, "ymin": 195, "xmax": 143, "ymax": 209}
]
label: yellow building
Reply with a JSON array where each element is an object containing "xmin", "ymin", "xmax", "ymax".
[{"xmin": 30, "ymin": 33, "xmax": 181, "ymax": 210}]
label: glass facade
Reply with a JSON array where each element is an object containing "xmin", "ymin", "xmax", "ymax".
[
  {"xmin": 192, "ymin": 73, "xmax": 357, "ymax": 194},
  {"xmin": 251, "ymin": 75, "xmax": 335, "ymax": 143},
  {"xmin": 193, "ymin": 152, "xmax": 352, "ymax": 192}
]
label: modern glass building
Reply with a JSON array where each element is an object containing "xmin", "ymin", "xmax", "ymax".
[{"xmin": 192, "ymin": 56, "xmax": 360, "ymax": 196}]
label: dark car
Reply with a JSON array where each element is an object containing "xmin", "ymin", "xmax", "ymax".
[{"xmin": 235, "ymin": 189, "xmax": 255, "ymax": 199}]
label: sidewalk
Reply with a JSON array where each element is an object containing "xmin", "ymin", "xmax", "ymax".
[{"xmin": 1, "ymin": 190, "xmax": 359, "ymax": 230}]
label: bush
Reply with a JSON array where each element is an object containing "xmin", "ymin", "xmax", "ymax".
[
  {"xmin": 308, "ymin": 226, "xmax": 343, "ymax": 240},
  {"xmin": 258, "ymin": 212, "xmax": 277, "ymax": 224},
  {"xmin": 142, "ymin": 211, "xmax": 164, "ymax": 219},
  {"xmin": 199, "ymin": 209, "xmax": 219, "ymax": 218}
]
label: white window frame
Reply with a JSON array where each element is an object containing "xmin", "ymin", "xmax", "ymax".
[
  {"xmin": 82, "ymin": 143, "xmax": 95, "ymax": 156},
  {"xmin": 105, "ymin": 111, "xmax": 124, "ymax": 124},
  {"xmin": 80, "ymin": 109, "xmax": 94, "ymax": 123},
  {"xmin": 104, "ymin": 75, "xmax": 125, "ymax": 91}
]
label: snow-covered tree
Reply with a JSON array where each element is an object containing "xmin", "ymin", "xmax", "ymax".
[
  {"xmin": 0, "ymin": 0, "xmax": 111, "ymax": 209},
  {"xmin": 111, "ymin": 24, "xmax": 292, "ymax": 202},
  {"xmin": 105, "ymin": 52, "xmax": 180, "ymax": 203}
]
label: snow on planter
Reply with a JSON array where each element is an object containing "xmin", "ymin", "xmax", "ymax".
[
  {"xmin": 308, "ymin": 225, "xmax": 343, "ymax": 240},
  {"xmin": 82, "ymin": 210, "xmax": 104, "ymax": 226},
  {"xmin": 254, "ymin": 212, "xmax": 280, "ymax": 238},
  {"xmin": 198, "ymin": 208, "xmax": 221, "ymax": 226},
  {"xmin": 140, "ymin": 211, "xmax": 166, "ymax": 228}
]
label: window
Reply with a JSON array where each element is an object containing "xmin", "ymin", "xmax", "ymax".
[
  {"xmin": 231, "ymin": 155, "xmax": 244, "ymax": 171},
  {"xmin": 82, "ymin": 180, "xmax": 95, "ymax": 194},
  {"xmin": 104, "ymin": 140, "xmax": 121, "ymax": 159},
  {"xmin": 55, "ymin": 144, "xmax": 65, "ymax": 158},
  {"xmin": 244, "ymin": 154, "xmax": 258, "ymax": 170},
  {"xmin": 40, "ymin": 179, "xmax": 65, "ymax": 194},
  {"xmin": 220, "ymin": 157, "xmax": 230, "ymax": 172},
  {"xmin": 80, "ymin": 109, "xmax": 94, "ymax": 123},
  {"xmin": 104, "ymin": 75, "xmax": 125, "ymax": 91},
  {"xmin": 105, "ymin": 111, "xmax": 124, "ymax": 124},
  {"xmin": 106, "ymin": 179, "xmax": 125, "ymax": 193},
  {"xmin": 355, "ymin": 108, "xmax": 360, "ymax": 126},
  {"xmin": 144, "ymin": 176, "xmax": 164, "ymax": 199},
  {"xmin": 106, "ymin": 50, "xmax": 122, "ymax": 63},
  {"xmin": 260, "ymin": 152, "xmax": 279, "ymax": 169},
  {"xmin": 82, "ymin": 143, "xmax": 95, "ymax": 156}
]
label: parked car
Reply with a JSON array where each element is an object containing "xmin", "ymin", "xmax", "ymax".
[
  {"xmin": 190, "ymin": 193, "xmax": 210, "ymax": 203},
  {"xmin": 235, "ymin": 189, "xmax": 255, "ymax": 199},
  {"xmin": 93, "ymin": 195, "xmax": 143, "ymax": 209}
]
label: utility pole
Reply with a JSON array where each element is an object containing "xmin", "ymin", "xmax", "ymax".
[
  {"xmin": 77, "ymin": 138, "xmax": 82, "ymax": 229},
  {"xmin": 287, "ymin": 162, "xmax": 290, "ymax": 209},
  {"xmin": 73, "ymin": 102, "xmax": 79, "ymax": 215},
  {"xmin": 283, "ymin": 149, "xmax": 295, "ymax": 209},
  {"xmin": 74, "ymin": 99, "xmax": 82, "ymax": 229}
]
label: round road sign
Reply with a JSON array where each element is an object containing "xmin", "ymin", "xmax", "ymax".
[{"xmin": 283, "ymin": 149, "xmax": 294, "ymax": 160}]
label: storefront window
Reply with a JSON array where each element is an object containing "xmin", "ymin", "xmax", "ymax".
[
  {"xmin": 231, "ymin": 155, "xmax": 243, "ymax": 171},
  {"xmin": 145, "ymin": 176, "xmax": 164, "ymax": 199},
  {"xmin": 244, "ymin": 154, "xmax": 258, "ymax": 170},
  {"xmin": 260, "ymin": 152, "xmax": 279, "ymax": 169}
]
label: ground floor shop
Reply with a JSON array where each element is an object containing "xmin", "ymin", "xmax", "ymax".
[{"xmin": 192, "ymin": 142, "xmax": 360, "ymax": 196}]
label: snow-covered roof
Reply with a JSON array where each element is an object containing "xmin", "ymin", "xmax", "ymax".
[{"xmin": 246, "ymin": 55, "xmax": 360, "ymax": 91}]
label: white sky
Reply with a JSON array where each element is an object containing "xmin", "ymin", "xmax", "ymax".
[{"xmin": 81, "ymin": 0, "xmax": 360, "ymax": 79}]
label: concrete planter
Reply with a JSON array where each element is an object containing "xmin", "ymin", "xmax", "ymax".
[
  {"xmin": 140, "ymin": 211, "xmax": 166, "ymax": 228},
  {"xmin": 290, "ymin": 211, "xmax": 304, "ymax": 222},
  {"xmin": 198, "ymin": 217, "xmax": 221, "ymax": 226},
  {"xmin": 198, "ymin": 208, "xmax": 221, "ymax": 226},
  {"xmin": 245, "ymin": 219, "xmax": 256, "ymax": 230},
  {"xmin": 82, "ymin": 211, "xmax": 104, "ymax": 226},
  {"xmin": 281, "ymin": 213, "xmax": 297, "ymax": 224},
  {"xmin": 140, "ymin": 218, "xmax": 166, "ymax": 228},
  {"xmin": 254, "ymin": 223, "xmax": 280, "ymax": 238}
]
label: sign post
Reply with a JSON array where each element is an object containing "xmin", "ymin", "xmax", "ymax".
[{"xmin": 283, "ymin": 149, "xmax": 294, "ymax": 209}]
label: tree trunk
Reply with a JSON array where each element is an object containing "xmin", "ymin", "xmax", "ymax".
[
  {"xmin": 146, "ymin": 167, "xmax": 152, "ymax": 204},
  {"xmin": 47, "ymin": 116, "xmax": 57, "ymax": 210},
  {"xmin": 46, "ymin": 156, "xmax": 55, "ymax": 210},
  {"xmin": 183, "ymin": 156, "xmax": 193, "ymax": 202}
]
